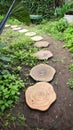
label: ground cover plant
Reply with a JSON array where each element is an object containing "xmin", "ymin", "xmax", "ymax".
[
  {"xmin": 0, "ymin": 27, "xmax": 41, "ymax": 115},
  {"xmin": 0, "ymin": 74, "xmax": 24, "ymax": 113}
]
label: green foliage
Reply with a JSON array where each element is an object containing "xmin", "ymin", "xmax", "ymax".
[
  {"xmin": 63, "ymin": 24, "xmax": 73, "ymax": 52},
  {"xmin": 3, "ymin": 36, "xmax": 38, "ymax": 67},
  {"xmin": 0, "ymin": 74, "xmax": 24, "ymax": 113},
  {"xmin": 35, "ymin": 128, "xmax": 44, "ymax": 130},
  {"xmin": 38, "ymin": 18, "xmax": 73, "ymax": 51},
  {"xmin": 38, "ymin": 19, "xmax": 68, "ymax": 40},
  {"xmin": 23, "ymin": 0, "xmax": 54, "ymax": 18},
  {"xmin": 55, "ymin": 2, "xmax": 73, "ymax": 17},
  {"xmin": 67, "ymin": 78, "xmax": 73, "ymax": 89},
  {"xmin": 0, "ymin": 0, "xmax": 30, "ymax": 24},
  {"xmin": 69, "ymin": 64, "xmax": 73, "ymax": 72},
  {"xmin": 0, "ymin": 43, "xmax": 11, "ymax": 75}
]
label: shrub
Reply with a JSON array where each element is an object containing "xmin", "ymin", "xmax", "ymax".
[
  {"xmin": 0, "ymin": 74, "xmax": 24, "ymax": 113},
  {"xmin": 23, "ymin": 0, "xmax": 54, "ymax": 18}
]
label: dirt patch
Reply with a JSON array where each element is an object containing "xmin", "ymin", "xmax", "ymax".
[{"xmin": 0, "ymin": 34, "xmax": 73, "ymax": 130}]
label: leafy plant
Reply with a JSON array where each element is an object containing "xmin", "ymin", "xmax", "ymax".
[
  {"xmin": 63, "ymin": 24, "xmax": 73, "ymax": 52},
  {"xmin": 38, "ymin": 18, "xmax": 68, "ymax": 40},
  {"xmin": 0, "ymin": 74, "xmax": 24, "ymax": 113},
  {"xmin": 35, "ymin": 128, "xmax": 44, "ymax": 130},
  {"xmin": 0, "ymin": 0, "xmax": 30, "ymax": 24},
  {"xmin": 0, "ymin": 43, "xmax": 11, "ymax": 75},
  {"xmin": 69, "ymin": 64, "xmax": 73, "ymax": 72},
  {"xmin": 55, "ymin": 2, "xmax": 73, "ymax": 17},
  {"xmin": 23, "ymin": 0, "xmax": 54, "ymax": 18},
  {"xmin": 67, "ymin": 78, "xmax": 73, "ymax": 89}
]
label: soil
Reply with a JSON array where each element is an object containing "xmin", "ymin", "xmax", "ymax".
[
  {"xmin": 65, "ymin": 11, "xmax": 73, "ymax": 15},
  {"xmin": 0, "ymin": 31, "xmax": 73, "ymax": 130}
]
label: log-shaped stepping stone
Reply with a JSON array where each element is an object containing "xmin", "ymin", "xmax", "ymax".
[
  {"xmin": 30, "ymin": 64, "xmax": 56, "ymax": 82},
  {"xmin": 5, "ymin": 24, "xmax": 10, "ymax": 28},
  {"xmin": 11, "ymin": 25, "xmax": 18, "ymax": 28},
  {"xmin": 18, "ymin": 29, "xmax": 28, "ymax": 33},
  {"xmin": 25, "ymin": 32, "xmax": 36, "ymax": 37},
  {"xmin": 25, "ymin": 82, "xmax": 57, "ymax": 111},
  {"xmin": 34, "ymin": 41, "xmax": 50, "ymax": 47},
  {"xmin": 31, "ymin": 36, "xmax": 43, "ymax": 41},
  {"xmin": 34, "ymin": 50, "xmax": 53, "ymax": 60},
  {"xmin": 12, "ymin": 27, "xmax": 21, "ymax": 31}
]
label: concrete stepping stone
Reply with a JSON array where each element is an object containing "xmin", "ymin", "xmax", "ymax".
[
  {"xmin": 25, "ymin": 32, "xmax": 36, "ymax": 37},
  {"xmin": 25, "ymin": 82, "xmax": 57, "ymax": 111},
  {"xmin": 34, "ymin": 41, "xmax": 50, "ymax": 47},
  {"xmin": 5, "ymin": 24, "xmax": 10, "ymax": 28},
  {"xmin": 34, "ymin": 50, "xmax": 53, "ymax": 60},
  {"xmin": 31, "ymin": 36, "xmax": 43, "ymax": 41},
  {"xmin": 11, "ymin": 25, "xmax": 18, "ymax": 28},
  {"xmin": 30, "ymin": 64, "xmax": 56, "ymax": 82},
  {"xmin": 18, "ymin": 29, "xmax": 28, "ymax": 33},
  {"xmin": 12, "ymin": 27, "xmax": 21, "ymax": 31}
]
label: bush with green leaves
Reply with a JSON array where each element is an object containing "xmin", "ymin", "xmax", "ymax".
[
  {"xmin": 38, "ymin": 18, "xmax": 73, "ymax": 51},
  {"xmin": 55, "ymin": 2, "xmax": 73, "ymax": 17},
  {"xmin": 0, "ymin": 73, "xmax": 24, "ymax": 113},
  {"xmin": 63, "ymin": 24, "xmax": 73, "ymax": 52},
  {"xmin": 38, "ymin": 18, "xmax": 68, "ymax": 40},
  {"xmin": 0, "ymin": 0, "xmax": 30, "ymax": 24},
  {"xmin": 23, "ymin": 0, "xmax": 54, "ymax": 18}
]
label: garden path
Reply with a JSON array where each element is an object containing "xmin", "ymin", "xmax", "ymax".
[{"xmin": 4, "ymin": 24, "xmax": 73, "ymax": 130}]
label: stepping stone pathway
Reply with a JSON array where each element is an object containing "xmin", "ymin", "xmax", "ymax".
[
  {"xmin": 30, "ymin": 64, "xmax": 56, "ymax": 82},
  {"xmin": 31, "ymin": 36, "xmax": 43, "ymax": 41},
  {"xmin": 25, "ymin": 82, "xmax": 56, "ymax": 111},
  {"xmin": 34, "ymin": 41, "xmax": 50, "ymax": 47},
  {"xmin": 34, "ymin": 50, "xmax": 53, "ymax": 60},
  {"xmin": 6, "ymin": 24, "xmax": 57, "ymax": 111},
  {"xmin": 25, "ymin": 32, "xmax": 36, "ymax": 37},
  {"xmin": 18, "ymin": 29, "xmax": 28, "ymax": 33}
]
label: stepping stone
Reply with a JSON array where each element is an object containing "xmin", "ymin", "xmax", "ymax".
[
  {"xmin": 30, "ymin": 64, "xmax": 56, "ymax": 82},
  {"xmin": 18, "ymin": 29, "xmax": 28, "ymax": 33},
  {"xmin": 34, "ymin": 41, "xmax": 50, "ymax": 47},
  {"xmin": 11, "ymin": 25, "xmax": 18, "ymax": 28},
  {"xmin": 25, "ymin": 82, "xmax": 57, "ymax": 111},
  {"xmin": 5, "ymin": 24, "xmax": 10, "ymax": 28},
  {"xmin": 34, "ymin": 50, "xmax": 53, "ymax": 60},
  {"xmin": 12, "ymin": 27, "xmax": 21, "ymax": 31},
  {"xmin": 31, "ymin": 36, "xmax": 43, "ymax": 41},
  {"xmin": 25, "ymin": 32, "xmax": 36, "ymax": 37}
]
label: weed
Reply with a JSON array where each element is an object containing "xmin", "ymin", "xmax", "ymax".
[
  {"xmin": 19, "ymin": 114, "xmax": 27, "ymax": 126},
  {"xmin": 52, "ymin": 57, "xmax": 66, "ymax": 63},
  {"xmin": 67, "ymin": 78, "xmax": 73, "ymax": 89},
  {"xmin": 35, "ymin": 128, "xmax": 44, "ymax": 130},
  {"xmin": 69, "ymin": 64, "xmax": 73, "ymax": 72}
]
